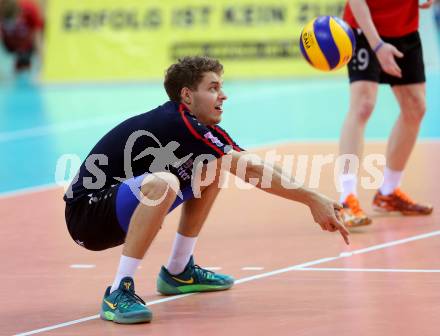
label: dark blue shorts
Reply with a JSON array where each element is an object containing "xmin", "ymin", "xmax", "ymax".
[{"xmin": 65, "ymin": 173, "xmax": 194, "ymax": 251}]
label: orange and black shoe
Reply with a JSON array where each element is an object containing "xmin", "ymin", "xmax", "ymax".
[
  {"xmin": 340, "ymin": 194, "xmax": 372, "ymax": 228},
  {"xmin": 373, "ymin": 188, "xmax": 433, "ymax": 216}
]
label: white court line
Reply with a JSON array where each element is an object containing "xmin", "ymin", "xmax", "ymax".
[
  {"xmin": 344, "ymin": 231, "xmax": 440, "ymax": 255},
  {"xmin": 70, "ymin": 264, "xmax": 96, "ymax": 269},
  {"xmin": 296, "ymin": 267, "xmax": 440, "ymax": 273},
  {"xmin": 14, "ymin": 229, "xmax": 440, "ymax": 336},
  {"xmin": 14, "ymin": 294, "xmax": 195, "ymax": 336},
  {"xmin": 14, "ymin": 315, "xmax": 102, "ymax": 336}
]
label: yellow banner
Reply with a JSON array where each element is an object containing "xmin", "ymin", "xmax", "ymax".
[{"xmin": 42, "ymin": 0, "xmax": 345, "ymax": 82}]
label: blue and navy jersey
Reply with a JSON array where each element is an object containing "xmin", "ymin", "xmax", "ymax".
[{"xmin": 64, "ymin": 101, "xmax": 243, "ymax": 204}]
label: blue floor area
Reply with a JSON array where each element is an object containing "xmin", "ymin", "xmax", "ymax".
[{"xmin": 1, "ymin": 73, "xmax": 439, "ymax": 194}]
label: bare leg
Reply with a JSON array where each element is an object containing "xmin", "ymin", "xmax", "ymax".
[
  {"xmin": 386, "ymin": 83, "xmax": 426, "ymax": 170},
  {"xmin": 338, "ymin": 81, "xmax": 378, "ymax": 226},
  {"xmin": 372, "ymin": 83, "xmax": 432, "ymax": 214},
  {"xmin": 165, "ymin": 164, "xmax": 223, "ymax": 274},
  {"xmin": 177, "ymin": 170, "xmax": 223, "ymax": 237},
  {"xmin": 339, "ymin": 81, "xmax": 379, "ymax": 173},
  {"xmin": 158, "ymin": 166, "xmax": 234, "ymax": 295},
  {"xmin": 123, "ymin": 172, "xmax": 179, "ymax": 258},
  {"xmin": 104, "ymin": 173, "xmax": 179, "ymax": 323}
]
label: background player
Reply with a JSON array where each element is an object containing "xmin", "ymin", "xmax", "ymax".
[
  {"xmin": 0, "ymin": 0, "xmax": 43, "ymax": 73},
  {"xmin": 338, "ymin": 0, "xmax": 434, "ymax": 227}
]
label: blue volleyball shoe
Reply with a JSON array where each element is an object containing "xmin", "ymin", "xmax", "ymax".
[
  {"xmin": 100, "ymin": 277, "xmax": 152, "ymax": 324},
  {"xmin": 157, "ymin": 256, "xmax": 235, "ymax": 295}
]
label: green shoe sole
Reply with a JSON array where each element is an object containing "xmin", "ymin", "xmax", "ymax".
[
  {"xmin": 100, "ymin": 311, "xmax": 115, "ymax": 321},
  {"xmin": 157, "ymin": 277, "xmax": 233, "ymax": 295},
  {"xmin": 100, "ymin": 310, "xmax": 152, "ymax": 324}
]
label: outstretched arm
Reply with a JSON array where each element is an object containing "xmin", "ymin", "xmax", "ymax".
[{"xmin": 227, "ymin": 151, "xmax": 349, "ymax": 245}]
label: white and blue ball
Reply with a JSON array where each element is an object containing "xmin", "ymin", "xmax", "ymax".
[{"xmin": 299, "ymin": 16, "xmax": 356, "ymax": 71}]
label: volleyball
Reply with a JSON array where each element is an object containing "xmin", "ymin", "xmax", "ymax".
[{"xmin": 299, "ymin": 16, "xmax": 356, "ymax": 71}]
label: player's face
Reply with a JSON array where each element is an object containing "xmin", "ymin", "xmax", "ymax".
[{"xmin": 187, "ymin": 71, "xmax": 227, "ymax": 126}]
